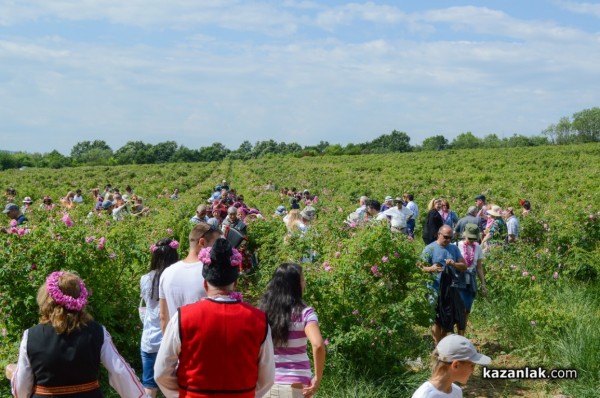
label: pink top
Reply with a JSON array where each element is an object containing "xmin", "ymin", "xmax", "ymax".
[{"xmin": 273, "ymin": 307, "xmax": 319, "ymax": 385}]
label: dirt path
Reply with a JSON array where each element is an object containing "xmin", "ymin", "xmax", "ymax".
[{"xmin": 462, "ymin": 328, "xmax": 567, "ymax": 398}]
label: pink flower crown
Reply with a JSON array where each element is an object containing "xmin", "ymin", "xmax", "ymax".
[
  {"xmin": 150, "ymin": 240, "xmax": 179, "ymax": 252},
  {"xmin": 46, "ymin": 271, "xmax": 88, "ymax": 312},
  {"xmin": 198, "ymin": 247, "xmax": 242, "ymax": 267}
]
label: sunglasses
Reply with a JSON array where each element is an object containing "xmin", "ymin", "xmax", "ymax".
[{"xmin": 440, "ymin": 234, "xmax": 453, "ymax": 239}]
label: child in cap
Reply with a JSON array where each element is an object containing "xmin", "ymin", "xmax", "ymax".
[{"xmin": 412, "ymin": 334, "xmax": 491, "ymax": 398}]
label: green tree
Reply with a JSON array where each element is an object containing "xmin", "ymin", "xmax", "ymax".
[
  {"xmin": 172, "ymin": 146, "xmax": 200, "ymax": 162},
  {"xmin": 70, "ymin": 140, "xmax": 113, "ymax": 165},
  {"xmin": 0, "ymin": 151, "xmax": 16, "ymax": 170},
  {"xmin": 421, "ymin": 135, "xmax": 448, "ymax": 151},
  {"xmin": 572, "ymin": 107, "xmax": 600, "ymax": 142},
  {"xmin": 42, "ymin": 150, "xmax": 70, "ymax": 168},
  {"xmin": 114, "ymin": 141, "xmax": 152, "ymax": 164},
  {"xmin": 198, "ymin": 143, "xmax": 230, "ymax": 162},
  {"xmin": 252, "ymin": 140, "xmax": 279, "ymax": 158},
  {"xmin": 543, "ymin": 117, "xmax": 574, "ymax": 144},
  {"xmin": 451, "ymin": 132, "xmax": 481, "ymax": 149},
  {"xmin": 481, "ymin": 134, "xmax": 503, "ymax": 148},
  {"xmin": 150, "ymin": 141, "xmax": 178, "ymax": 163},
  {"xmin": 365, "ymin": 130, "xmax": 412, "ymax": 153},
  {"xmin": 229, "ymin": 141, "xmax": 253, "ymax": 160}
]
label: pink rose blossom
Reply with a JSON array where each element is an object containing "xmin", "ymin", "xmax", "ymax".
[
  {"xmin": 381, "ymin": 256, "xmax": 389, "ymax": 263},
  {"xmin": 553, "ymin": 272, "xmax": 559, "ymax": 280},
  {"xmin": 334, "ymin": 251, "xmax": 341, "ymax": 258},
  {"xmin": 324, "ymin": 338, "xmax": 330, "ymax": 346},
  {"xmin": 393, "ymin": 252, "xmax": 400, "ymax": 258},
  {"xmin": 61, "ymin": 213, "xmax": 74, "ymax": 227},
  {"xmin": 371, "ymin": 265, "xmax": 382, "ymax": 277},
  {"xmin": 10, "ymin": 219, "xmax": 17, "ymax": 227},
  {"xmin": 522, "ymin": 271, "xmax": 529, "ymax": 277}
]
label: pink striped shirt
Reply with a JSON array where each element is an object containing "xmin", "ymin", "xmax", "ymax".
[{"xmin": 273, "ymin": 306, "xmax": 319, "ymax": 385}]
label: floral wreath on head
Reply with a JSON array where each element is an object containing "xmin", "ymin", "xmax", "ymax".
[
  {"xmin": 198, "ymin": 246, "xmax": 242, "ymax": 267},
  {"xmin": 46, "ymin": 271, "xmax": 88, "ymax": 312},
  {"xmin": 150, "ymin": 240, "xmax": 179, "ymax": 252}
]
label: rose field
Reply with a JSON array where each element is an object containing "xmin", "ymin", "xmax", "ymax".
[{"xmin": 0, "ymin": 143, "xmax": 599, "ymax": 397}]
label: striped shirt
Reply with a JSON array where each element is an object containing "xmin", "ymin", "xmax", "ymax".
[{"xmin": 274, "ymin": 306, "xmax": 319, "ymax": 385}]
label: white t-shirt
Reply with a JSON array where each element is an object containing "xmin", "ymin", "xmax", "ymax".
[
  {"xmin": 158, "ymin": 260, "xmax": 206, "ymax": 320},
  {"xmin": 412, "ymin": 381, "xmax": 462, "ymax": 398},
  {"xmin": 383, "ymin": 206, "xmax": 413, "ymax": 228},
  {"xmin": 457, "ymin": 241, "xmax": 484, "ymax": 266},
  {"xmin": 140, "ymin": 271, "xmax": 162, "ymax": 353}
]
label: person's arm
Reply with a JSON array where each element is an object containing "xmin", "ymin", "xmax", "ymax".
[
  {"xmin": 11, "ymin": 330, "xmax": 34, "ymax": 398},
  {"xmin": 159, "ymin": 298, "xmax": 170, "ymax": 334},
  {"xmin": 446, "ymin": 249, "xmax": 467, "ymax": 272},
  {"xmin": 303, "ymin": 322, "xmax": 325, "ymax": 398},
  {"xmin": 154, "ymin": 313, "xmax": 182, "ymax": 398},
  {"xmin": 475, "ymin": 258, "xmax": 487, "ymax": 295},
  {"xmin": 255, "ymin": 326, "xmax": 275, "ymax": 398},
  {"xmin": 100, "ymin": 327, "xmax": 146, "ymax": 398}
]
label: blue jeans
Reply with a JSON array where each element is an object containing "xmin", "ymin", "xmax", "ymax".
[
  {"xmin": 406, "ymin": 219, "xmax": 416, "ymax": 238},
  {"xmin": 141, "ymin": 351, "xmax": 158, "ymax": 389}
]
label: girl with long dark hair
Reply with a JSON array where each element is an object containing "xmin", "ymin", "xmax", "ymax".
[
  {"xmin": 140, "ymin": 238, "xmax": 179, "ymax": 398},
  {"xmin": 259, "ymin": 263, "xmax": 325, "ymax": 398}
]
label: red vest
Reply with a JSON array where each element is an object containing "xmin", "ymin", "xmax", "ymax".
[{"xmin": 177, "ymin": 299, "xmax": 268, "ymax": 398}]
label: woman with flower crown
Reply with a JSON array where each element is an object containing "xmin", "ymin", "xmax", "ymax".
[
  {"xmin": 155, "ymin": 238, "xmax": 275, "ymax": 397},
  {"xmin": 140, "ymin": 238, "xmax": 179, "ymax": 398},
  {"xmin": 456, "ymin": 224, "xmax": 487, "ymax": 334},
  {"xmin": 7, "ymin": 271, "xmax": 146, "ymax": 398}
]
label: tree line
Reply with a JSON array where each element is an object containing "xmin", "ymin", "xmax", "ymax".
[{"xmin": 1, "ymin": 107, "xmax": 598, "ymax": 170}]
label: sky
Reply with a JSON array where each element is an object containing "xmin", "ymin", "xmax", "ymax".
[{"xmin": 1, "ymin": 1, "xmax": 599, "ymax": 154}]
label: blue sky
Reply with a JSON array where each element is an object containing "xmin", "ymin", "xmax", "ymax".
[{"xmin": 1, "ymin": 0, "xmax": 599, "ymax": 154}]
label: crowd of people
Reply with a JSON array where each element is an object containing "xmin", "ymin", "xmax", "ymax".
[{"xmin": 4, "ymin": 179, "xmax": 534, "ymax": 397}]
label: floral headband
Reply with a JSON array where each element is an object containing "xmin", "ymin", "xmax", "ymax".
[
  {"xmin": 150, "ymin": 240, "xmax": 179, "ymax": 252},
  {"xmin": 46, "ymin": 271, "xmax": 88, "ymax": 312},
  {"xmin": 198, "ymin": 247, "xmax": 242, "ymax": 267}
]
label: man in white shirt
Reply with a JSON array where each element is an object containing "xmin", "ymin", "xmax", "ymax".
[
  {"xmin": 158, "ymin": 223, "xmax": 221, "ymax": 332},
  {"xmin": 73, "ymin": 189, "xmax": 84, "ymax": 203},
  {"xmin": 383, "ymin": 197, "xmax": 414, "ymax": 234},
  {"xmin": 405, "ymin": 194, "xmax": 419, "ymax": 239}
]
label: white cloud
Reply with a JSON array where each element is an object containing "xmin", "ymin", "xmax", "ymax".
[
  {"xmin": 421, "ymin": 6, "xmax": 588, "ymax": 42},
  {"xmin": 316, "ymin": 2, "xmax": 407, "ymax": 30},
  {"xmin": 0, "ymin": 0, "xmax": 301, "ymax": 35},
  {"xmin": 557, "ymin": 1, "xmax": 600, "ymax": 18},
  {"xmin": 1, "ymin": 3, "xmax": 600, "ymax": 152}
]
